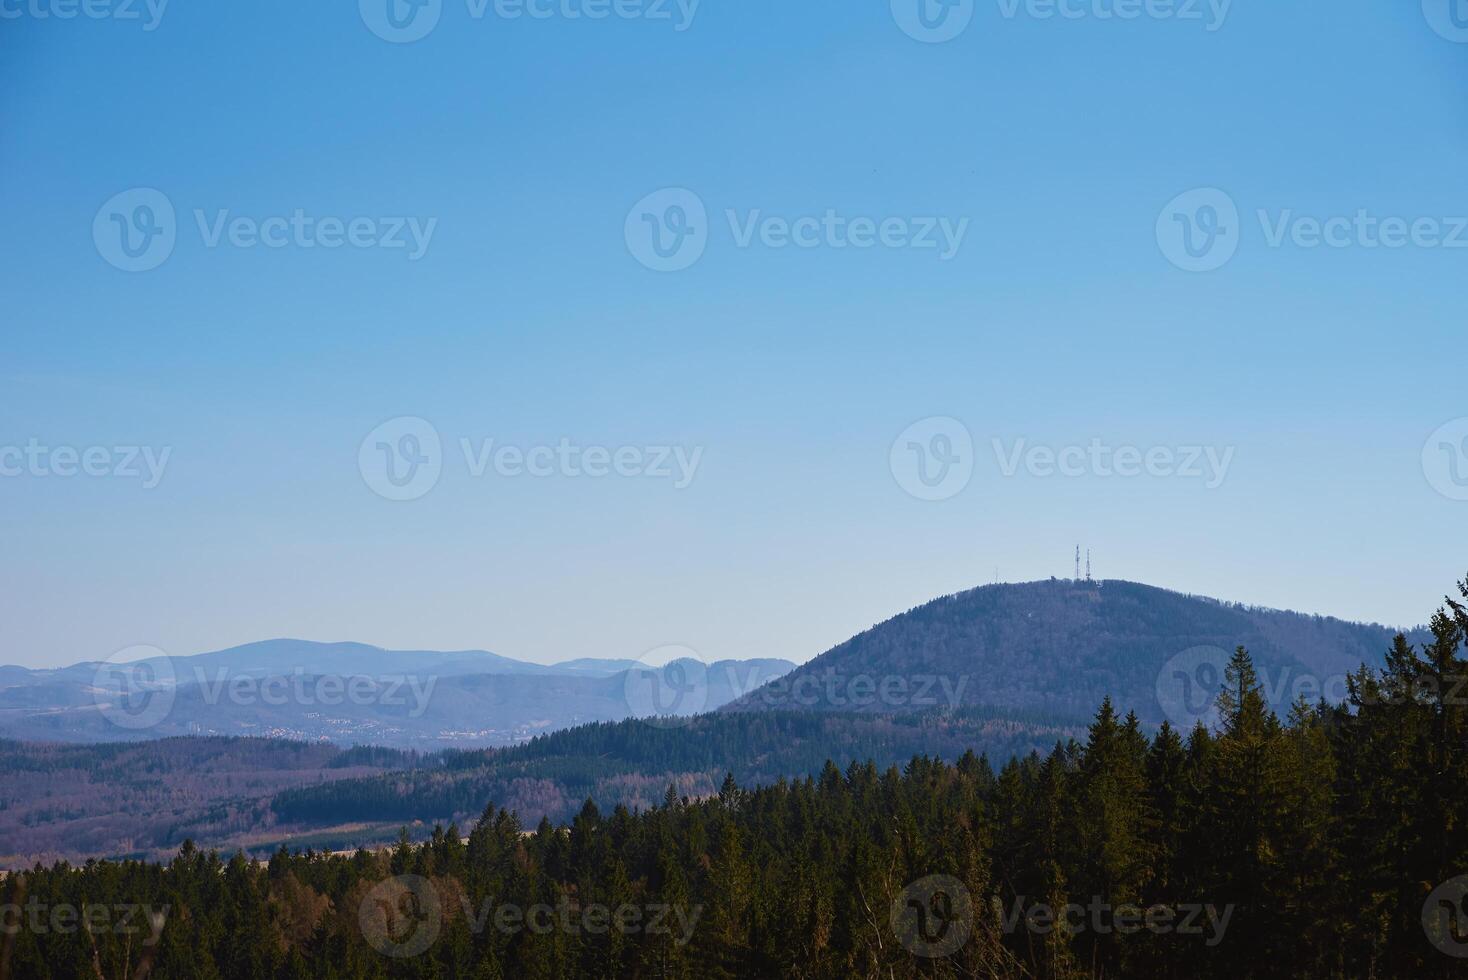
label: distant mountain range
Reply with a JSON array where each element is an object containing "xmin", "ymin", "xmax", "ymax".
[
  {"xmin": 723, "ymin": 578, "xmax": 1422, "ymax": 726},
  {"xmin": 1, "ymin": 581, "xmax": 1424, "ymax": 750},
  {"xmin": 0, "ymin": 640, "xmax": 795, "ymax": 747},
  {"xmin": 0, "ymin": 578, "xmax": 1438, "ymax": 865},
  {"xmin": 188, "ymin": 581, "xmax": 1431, "ymax": 855}
]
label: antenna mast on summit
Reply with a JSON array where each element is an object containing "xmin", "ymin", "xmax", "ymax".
[
  {"xmin": 1086, "ymin": 550, "xmax": 1092, "ymax": 582},
  {"xmin": 1074, "ymin": 546, "xmax": 1081, "ymax": 581}
]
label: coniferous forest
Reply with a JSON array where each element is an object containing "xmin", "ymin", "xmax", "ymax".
[{"xmin": 3, "ymin": 581, "xmax": 1468, "ymax": 979}]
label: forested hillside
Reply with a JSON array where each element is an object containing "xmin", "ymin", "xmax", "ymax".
[
  {"xmin": 724, "ymin": 578, "xmax": 1419, "ymax": 723},
  {"xmin": 0, "ymin": 709, "xmax": 1087, "ymax": 868},
  {"xmin": 3, "ymin": 579, "xmax": 1466, "ymax": 978},
  {"xmin": 270, "ymin": 706, "xmax": 1088, "ymax": 835},
  {"xmin": 0, "ymin": 738, "xmax": 416, "ymax": 867}
]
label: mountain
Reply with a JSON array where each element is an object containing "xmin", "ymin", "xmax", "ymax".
[
  {"xmin": 0, "ymin": 578, "xmax": 1441, "ymax": 864},
  {"xmin": 251, "ymin": 580, "xmax": 1434, "ymax": 850},
  {"xmin": 0, "ymin": 639, "xmax": 655, "ymax": 687},
  {"xmin": 0, "ymin": 641, "xmax": 795, "ymax": 748},
  {"xmin": 129, "ymin": 639, "xmax": 564, "ymax": 678},
  {"xmin": 722, "ymin": 578, "xmax": 1422, "ymax": 725}
]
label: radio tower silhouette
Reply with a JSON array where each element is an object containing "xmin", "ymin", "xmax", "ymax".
[
  {"xmin": 1075, "ymin": 546, "xmax": 1081, "ymax": 581},
  {"xmin": 1086, "ymin": 549, "xmax": 1092, "ymax": 583}
]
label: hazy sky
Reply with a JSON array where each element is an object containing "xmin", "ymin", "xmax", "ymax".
[{"xmin": 3, "ymin": 0, "xmax": 1467, "ymax": 669}]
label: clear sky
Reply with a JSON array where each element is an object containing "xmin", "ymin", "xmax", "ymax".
[{"xmin": 3, "ymin": 0, "xmax": 1466, "ymax": 669}]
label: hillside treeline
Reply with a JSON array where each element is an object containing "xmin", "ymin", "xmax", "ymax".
[
  {"xmin": 270, "ymin": 706, "xmax": 1089, "ymax": 829},
  {"xmin": 3, "ymin": 582, "xmax": 1467, "ymax": 979}
]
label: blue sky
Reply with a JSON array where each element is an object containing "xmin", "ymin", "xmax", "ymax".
[{"xmin": 3, "ymin": 0, "xmax": 1467, "ymax": 668}]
